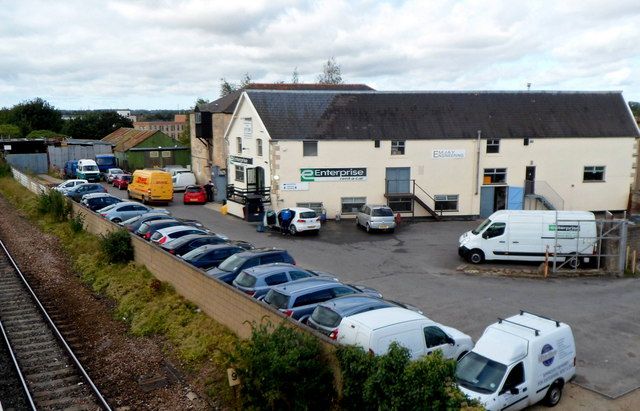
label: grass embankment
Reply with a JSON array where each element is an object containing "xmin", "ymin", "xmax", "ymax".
[{"xmin": 0, "ymin": 176, "xmax": 238, "ymax": 402}]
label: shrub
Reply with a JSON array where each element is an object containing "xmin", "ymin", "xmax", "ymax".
[
  {"xmin": 232, "ymin": 322, "xmax": 336, "ymax": 410},
  {"xmin": 37, "ymin": 190, "xmax": 70, "ymax": 221},
  {"xmin": 100, "ymin": 229, "xmax": 134, "ymax": 264},
  {"xmin": 69, "ymin": 213, "xmax": 84, "ymax": 233},
  {"xmin": 0, "ymin": 158, "xmax": 11, "ymax": 177}
]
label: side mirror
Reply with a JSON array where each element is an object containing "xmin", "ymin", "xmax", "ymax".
[
  {"xmin": 482, "ymin": 232, "xmax": 489, "ymax": 239},
  {"xmin": 447, "ymin": 337, "xmax": 455, "ymax": 345},
  {"xmin": 510, "ymin": 387, "xmax": 520, "ymax": 395}
]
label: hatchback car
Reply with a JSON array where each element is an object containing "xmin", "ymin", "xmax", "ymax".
[
  {"xmin": 135, "ymin": 218, "xmax": 180, "ymax": 239},
  {"xmin": 150, "ymin": 225, "xmax": 209, "ymax": 245},
  {"xmin": 183, "ymin": 185, "xmax": 206, "ymax": 205},
  {"xmin": 180, "ymin": 243, "xmax": 247, "ymax": 270},
  {"xmin": 356, "ymin": 204, "xmax": 396, "ymax": 233},
  {"xmin": 112, "ymin": 174, "xmax": 132, "ymax": 190},
  {"xmin": 65, "ymin": 183, "xmax": 107, "ymax": 202},
  {"xmin": 105, "ymin": 168, "xmax": 125, "ymax": 183},
  {"xmin": 307, "ymin": 295, "xmax": 421, "ymax": 339},
  {"xmin": 233, "ymin": 263, "xmax": 337, "ymax": 299},
  {"xmin": 263, "ymin": 278, "xmax": 382, "ymax": 323},
  {"xmin": 100, "ymin": 202, "xmax": 158, "ymax": 223},
  {"xmin": 264, "ymin": 207, "xmax": 321, "ymax": 235},
  {"xmin": 206, "ymin": 248, "xmax": 296, "ymax": 284},
  {"xmin": 81, "ymin": 193, "xmax": 122, "ymax": 212},
  {"xmin": 121, "ymin": 212, "xmax": 174, "ymax": 232},
  {"xmin": 53, "ymin": 179, "xmax": 88, "ymax": 194},
  {"xmin": 160, "ymin": 233, "xmax": 234, "ymax": 255}
]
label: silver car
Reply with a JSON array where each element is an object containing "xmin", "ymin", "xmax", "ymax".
[
  {"xmin": 355, "ymin": 204, "xmax": 396, "ymax": 233},
  {"xmin": 99, "ymin": 202, "xmax": 163, "ymax": 223}
]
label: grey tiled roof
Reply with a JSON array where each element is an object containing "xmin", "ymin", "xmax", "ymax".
[{"xmin": 246, "ymin": 90, "xmax": 640, "ymax": 140}]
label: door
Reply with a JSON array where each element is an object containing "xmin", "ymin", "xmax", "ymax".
[
  {"xmin": 482, "ymin": 222, "xmax": 508, "ymax": 257},
  {"xmin": 507, "ymin": 187, "xmax": 524, "ymax": 210},
  {"xmin": 480, "ymin": 186, "xmax": 495, "ymax": 218},
  {"xmin": 423, "ymin": 326, "xmax": 456, "ymax": 359},
  {"xmin": 497, "ymin": 362, "xmax": 528, "ymax": 410},
  {"xmin": 385, "ymin": 167, "xmax": 410, "ymax": 193},
  {"xmin": 254, "ymin": 166, "xmax": 265, "ymax": 191},
  {"xmin": 525, "ymin": 166, "xmax": 536, "ymax": 195},
  {"xmin": 494, "ymin": 186, "xmax": 507, "ymax": 211}
]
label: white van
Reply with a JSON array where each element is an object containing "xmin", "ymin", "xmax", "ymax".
[
  {"xmin": 456, "ymin": 311, "xmax": 576, "ymax": 410},
  {"xmin": 337, "ymin": 307, "xmax": 473, "ymax": 360},
  {"xmin": 458, "ymin": 210, "xmax": 597, "ymax": 266},
  {"xmin": 76, "ymin": 159, "xmax": 101, "ymax": 182},
  {"xmin": 172, "ymin": 172, "xmax": 196, "ymax": 192}
]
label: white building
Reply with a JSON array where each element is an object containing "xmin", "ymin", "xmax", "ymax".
[{"xmin": 223, "ymin": 90, "xmax": 640, "ymax": 220}]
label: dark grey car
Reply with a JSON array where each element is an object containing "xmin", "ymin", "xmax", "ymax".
[
  {"xmin": 263, "ymin": 278, "xmax": 382, "ymax": 323},
  {"xmin": 65, "ymin": 183, "xmax": 107, "ymax": 202}
]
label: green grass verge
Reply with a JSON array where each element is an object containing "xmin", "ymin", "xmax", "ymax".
[{"xmin": 0, "ymin": 176, "xmax": 238, "ymax": 403}]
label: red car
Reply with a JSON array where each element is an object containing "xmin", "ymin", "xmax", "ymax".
[
  {"xmin": 112, "ymin": 174, "xmax": 132, "ymax": 190},
  {"xmin": 183, "ymin": 185, "xmax": 206, "ymax": 204}
]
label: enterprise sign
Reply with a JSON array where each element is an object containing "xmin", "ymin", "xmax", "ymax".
[
  {"xmin": 432, "ymin": 149, "xmax": 465, "ymax": 159},
  {"xmin": 300, "ymin": 167, "xmax": 367, "ymax": 182}
]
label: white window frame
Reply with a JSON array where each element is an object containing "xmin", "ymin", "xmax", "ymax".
[
  {"xmin": 236, "ymin": 137, "xmax": 243, "ymax": 154},
  {"xmin": 235, "ymin": 165, "xmax": 245, "ymax": 182},
  {"xmin": 486, "ymin": 139, "xmax": 500, "ymax": 154},
  {"xmin": 256, "ymin": 139, "xmax": 263, "ymax": 157},
  {"xmin": 391, "ymin": 140, "xmax": 405, "ymax": 155},
  {"xmin": 483, "ymin": 168, "xmax": 507, "ymax": 184},
  {"xmin": 583, "ymin": 166, "xmax": 605, "ymax": 182},
  {"xmin": 434, "ymin": 194, "xmax": 459, "ymax": 212},
  {"xmin": 341, "ymin": 197, "xmax": 366, "ymax": 214}
]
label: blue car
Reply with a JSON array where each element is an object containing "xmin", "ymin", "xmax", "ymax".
[
  {"xmin": 181, "ymin": 243, "xmax": 246, "ymax": 270},
  {"xmin": 206, "ymin": 248, "xmax": 296, "ymax": 284},
  {"xmin": 64, "ymin": 183, "xmax": 107, "ymax": 202}
]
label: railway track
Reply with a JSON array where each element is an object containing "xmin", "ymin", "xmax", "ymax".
[{"xmin": 0, "ymin": 239, "xmax": 111, "ymax": 410}]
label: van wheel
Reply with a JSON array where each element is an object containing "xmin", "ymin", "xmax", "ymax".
[
  {"xmin": 568, "ymin": 257, "xmax": 580, "ymax": 269},
  {"xmin": 544, "ymin": 382, "xmax": 563, "ymax": 406},
  {"xmin": 468, "ymin": 249, "xmax": 484, "ymax": 264}
]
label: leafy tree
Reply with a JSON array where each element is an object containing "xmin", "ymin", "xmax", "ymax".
[
  {"xmin": 62, "ymin": 111, "xmax": 133, "ymax": 139},
  {"xmin": 291, "ymin": 67, "xmax": 300, "ymax": 84},
  {"xmin": 317, "ymin": 57, "xmax": 343, "ymax": 84},
  {"xmin": 26, "ymin": 129, "xmax": 65, "ymax": 139},
  {"xmin": 11, "ymin": 98, "xmax": 64, "ymax": 136},
  {"xmin": 219, "ymin": 73, "xmax": 252, "ymax": 97},
  {"xmin": 0, "ymin": 124, "xmax": 21, "ymax": 138},
  {"xmin": 629, "ymin": 101, "xmax": 640, "ymax": 118}
]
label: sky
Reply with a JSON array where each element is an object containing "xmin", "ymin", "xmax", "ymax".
[{"xmin": 1, "ymin": 0, "xmax": 639, "ymax": 110}]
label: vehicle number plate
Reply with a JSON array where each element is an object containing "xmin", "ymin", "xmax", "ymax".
[{"xmin": 379, "ymin": 225, "xmax": 388, "ymax": 229}]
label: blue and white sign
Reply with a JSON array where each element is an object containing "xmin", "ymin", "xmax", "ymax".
[{"xmin": 539, "ymin": 344, "xmax": 557, "ymax": 367}]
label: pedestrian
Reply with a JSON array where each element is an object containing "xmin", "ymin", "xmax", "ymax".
[
  {"xmin": 279, "ymin": 208, "xmax": 292, "ymax": 235},
  {"xmin": 204, "ymin": 180, "xmax": 214, "ymax": 202}
]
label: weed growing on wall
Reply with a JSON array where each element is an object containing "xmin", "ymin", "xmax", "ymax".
[
  {"xmin": 68, "ymin": 213, "xmax": 84, "ymax": 233},
  {"xmin": 0, "ymin": 158, "xmax": 11, "ymax": 177},
  {"xmin": 36, "ymin": 189, "xmax": 70, "ymax": 222},
  {"xmin": 100, "ymin": 229, "xmax": 134, "ymax": 264}
]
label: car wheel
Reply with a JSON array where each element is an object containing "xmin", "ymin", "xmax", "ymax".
[
  {"xmin": 298, "ymin": 315, "xmax": 309, "ymax": 324},
  {"xmin": 468, "ymin": 249, "xmax": 484, "ymax": 264},
  {"xmin": 355, "ymin": 217, "xmax": 360, "ymax": 227},
  {"xmin": 544, "ymin": 382, "xmax": 563, "ymax": 407},
  {"xmin": 127, "ymin": 190, "xmax": 132, "ymax": 199},
  {"xmin": 142, "ymin": 196, "xmax": 148, "ymax": 205},
  {"xmin": 365, "ymin": 223, "xmax": 371, "ymax": 233},
  {"xmin": 289, "ymin": 225, "xmax": 297, "ymax": 235},
  {"xmin": 111, "ymin": 218, "xmax": 122, "ymax": 223},
  {"xmin": 313, "ymin": 229, "xmax": 320, "ymax": 236}
]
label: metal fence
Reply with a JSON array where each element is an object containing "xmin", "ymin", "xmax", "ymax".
[
  {"xmin": 5, "ymin": 153, "xmax": 48, "ymax": 174},
  {"xmin": 48, "ymin": 145, "xmax": 113, "ymax": 170}
]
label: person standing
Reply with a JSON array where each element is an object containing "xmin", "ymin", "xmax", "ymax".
[
  {"xmin": 280, "ymin": 208, "xmax": 292, "ymax": 235},
  {"xmin": 204, "ymin": 180, "xmax": 214, "ymax": 202}
]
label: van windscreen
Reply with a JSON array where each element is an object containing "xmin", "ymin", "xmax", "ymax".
[
  {"xmin": 455, "ymin": 351, "xmax": 506, "ymax": 394},
  {"xmin": 472, "ymin": 219, "xmax": 492, "ymax": 235}
]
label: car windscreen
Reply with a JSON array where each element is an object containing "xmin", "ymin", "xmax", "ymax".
[
  {"xmin": 122, "ymin": 175, "xmax": 132, "ymax": 182},
  {"xmin": 372, "ymin": 208, "xmax": 394, "ymax": 217},
  {"xmin": 264, "ymin": 290, "xmax": 290, "ymax": 309},
  {"xmin": 217, "ymin": 253, "xmax": 247, "ymax": 272},
  {"xmin": 455, "ymin": 351, "xmax": 507, "ymax": 394},
  {"xmin": 310, "ymin": 306, "xmax": 342, "ymax": 328},
  {"xmin": 186, "ymin": 186, "xmax": 202, "ymax": 193},
  {"xmin": 299, "ymin": 211, "xmax": 317, "ymax": 219},
  {"xmin": 234, "ymin": 271, "xmax": 257, "ymax": 287}
]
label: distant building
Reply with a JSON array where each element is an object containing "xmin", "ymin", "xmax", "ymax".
[
  {"xmin": 117, "ymin": 110, "xmax": 137, "ymax": 122},
  {"xmin": 133, "ymin": 114, "xmax": 187, "ymax": 141}
]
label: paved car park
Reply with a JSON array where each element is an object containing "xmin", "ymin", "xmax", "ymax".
[{"xmin": 103, "ymin": 184, "xmax": 640, "ymax": 401}]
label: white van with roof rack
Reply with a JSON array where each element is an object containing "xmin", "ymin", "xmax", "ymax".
[{"xmin": 456, "ymin": 311, "xmax": 576, "ymax": 410}]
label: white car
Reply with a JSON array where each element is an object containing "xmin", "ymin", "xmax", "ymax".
[
  {"xmin": 53, "ymin": 179, "xmax": 88, "ymax": 193},
  {"xmin": 264, "ymin": 207, "xmax": 321, "ymax": 235},
  {"xmin": 105, "ymin": 168, "xmax": 125, "ymax": 183},
  {"xmin": 150, "ymin": 225, "xmax": 209, "ymax": 245}
]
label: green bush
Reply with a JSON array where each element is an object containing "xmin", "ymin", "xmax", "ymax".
[
  {"xmin": 37, "ymin": 189, "xmax": 70, "ymax": 221},
  {"xmin": 69, "ymin": 213, "xmax": 84, "ymax": 233},
  {"xmin": 0, "ymin": 158, "xmax": 11, "ymax": 177},
  {"xmin": 232, "ymin": 323, "xmax": 336, "ymax": 410},
  {"xmin": 100, "ymin": 229, "xmax": 134, "ymax": 263},
  {"xmin": 337, "ymin": 344, "xmax": 483, "ymax": 411}
]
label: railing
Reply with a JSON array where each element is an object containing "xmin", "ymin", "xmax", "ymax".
[
  {"xmin": 524, "ymin": 180, "xmax": 564, "ymax": 210},
  {"xmin": 226, "ymin": 184, "xmax": 271, "ymax": 204},
  {"xmin": 384, "ymin": 179, "xmax": 440, "ymax": 217}
]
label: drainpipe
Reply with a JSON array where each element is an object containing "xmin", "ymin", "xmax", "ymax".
[{"xmin": 475, "ymin": 130, "xmax": 482, "ymax": 195}]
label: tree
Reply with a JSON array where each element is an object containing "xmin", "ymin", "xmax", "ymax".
[
  {"xmin": 629, "ymin": 101, "xmax": 640, "ymax": 118},
  {"xmin": 291, "ymin": 67, "xmax": 300, "ymax": 84},
  {"xmin": 0, "ymin": 124, "xmax": 21, "ymax": 138},
  {"xmin": 11, "ymin": 98, "xmax": 64, "ymax": 136},
  {"xmin": 219, "ymin": 73, "xmax": 252, "ymax": 97},
  {"xmin": 62, "ymin": 111, "xmax": 133, "ymax": 139},
  {"xmin": 26, "ymin": 129, "xmax": 65, "ymax": 139},
  {"xmin": 317, "ymin": 57, "xmax": 343, "ymax": 84}
]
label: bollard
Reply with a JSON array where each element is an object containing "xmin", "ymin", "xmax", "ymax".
[{"xmin": 544, "ymin": 246, "xmax": 549, "ymax": 278}]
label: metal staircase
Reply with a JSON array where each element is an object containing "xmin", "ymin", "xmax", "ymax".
[
  {"xmin": 524, "ymin": 180, "xmax": 564, "ymax": 210},
  {"xmin": 384, "ymin": 180, "xmax": 440, "ymax": 219}
]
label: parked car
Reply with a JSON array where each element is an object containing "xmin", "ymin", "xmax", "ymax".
[
  {"xmin": 150, "ymin": 225, "xmax": 209, "ymax": 245},
  {"xmin": 337, "ymin": 307, "xmax": 473, "ymax": 360},
  {"xmin": 307, "ymin": 295, "xmax": 421, "ymax": 339},
  {"xmin": 105, "ymin": 168, "xmax": 125, "ymax": 183},
  {"xmin": 53, "ymin": 179, "xmax": 88, "ymax": 193},
  {"xmin": 172, "ymin": 172, "xmax": 197, "ymax": 192},
  {"xmin": 180, "ymin": 243, "xmax": 247, "ymax": 269},
  {"xmin": 356, "ymin": 204, "xmax": 396, "ymax": 233},
  {"xmin": 121, "ymin": 212, "xmax": 173, "ymax": 232},
  {"xmin": 65, "ymin": 183, "xmax": 107, "ymax": 202},
  {"xmin": 80, "ymin": 193, "xmax": 122, "ymax": 212},
  {"xmin": 64, "ymin": 160, "xmax": 78, "ymax": 178},
  {"xmin": 100, "ymin": 202, "xmax": 158, "ymax": 223},
  {"xmin": 112, "ymin": 174, "xmax": 132, "ymax": 190},
  {"xmin": 135, "ymin": 219, "xmax": 186, "ymax": 240},
  {"xmin": 263, "ymin": 278, "xmax": 382, "ymax": 322},
  {"xmin": 264, "ymin": 207, "xmax": 321, "ymax": 235},
  {"xmin": 233, "ymin": 263, "xmax": 338, "ymax": 299},
  {"xmin": 206, "ymin": 248, "xmax": 296, "ymax": 284},
  {"xmin": 183, "ymin": 185, "xmax": 206, "ymax": 204},
  {"xmin": 160, "ymin": 234, "xmax": 246, "ymax": 256},
  {"xmin": 162, "ymin": 165, "xmax": 191, "ymax": 176}
]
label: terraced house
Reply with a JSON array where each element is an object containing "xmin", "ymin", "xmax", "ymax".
[{"xmin": 221, "ymin": 90, "xmax": 640, "ymax": 220}]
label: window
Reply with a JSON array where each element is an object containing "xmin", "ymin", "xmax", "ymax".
[
  {"xmin": 483, "ymin": 222, "xmax": 506, "ymax": 239},
  {"xmin": 391, "ymin": 140, "xmax": 405, "ymax": 155},
  {"xmin": 256, "ymin": 139, "xmax": 263, "ymax": 157},
  {"xmin": 423, "ymin": 326, "xmax": 450, "ymax": 348},
  {"xmin": 296, "ymin": 202, "xmax": 323, "ymax": 214},
  {"xmin": 374, "ymin": 140, "xmax": 380, "ymax": 148},
  {"xmin": 265, "ymin": 273, "xmax": 288, "ymax": 286},
  {"xmin": 260, "ymin": 254, "xmax": 283, "ymax": 264},
  {"xmin": 483, "ymin": 168, "xmax": 507, "ymax": 184},
  {"xmin": 236, "ymin": 137, "xmax": 243, "ymax": 154},
  {"xmin": 486, "ymin": 139, "xmax": 500, "ymax": 153},
  {"xmin": 501, "ymin": 362, "xmax": 525, "ymax": 393},
  {"xmin": 583, "ymin": 166, "xmax": 605, "ymax": 181},
  {"xmin": 341, "ymin": 197, "xmax": 366, "ymax": 214},
  {"xmin": 290, "ymin": 271, "xmax": 311, "ymax": 281},
  {"xmin": 303, "ymin": 141, "xmax": 318, "ymax": 157},
  {"xmin": 235, "ymin": 165, "xmax": 245, "ymax": 182},
  {"xmin": 332, "ymin": 287, "xmax": 356, "ymax": 298},
  {"xmin": 523, "ymin": 137, "xmax": 530, "ymax": 146},
  {"xmin": 294, "ymin": 290, "xmax": 333, "ymax": 307},
  {"xmin": 149, "ymin": 151, "xmax": 159, "ymax": 158},
  {"xmin": 195, "ymin": 112, "xmax": 202, "ymax": 124},
  {"xmin": 161, "ymin": 151, "xmax": 171, "ymax": 158},
  {"xmin": 243, "ymin": 118, "xmax": 252, "ymax": 138},
  {"xmin": 434, "ymin": 195, "xmax": 459, "ymax": 212}
]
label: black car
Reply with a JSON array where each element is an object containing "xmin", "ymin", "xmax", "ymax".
[
  {"xmin": 65, "ymin": 183, "xmax": 107, "ymax": 202},
  {"xmin": 135, "ymin": 219, "xmax": 179, "ymax": 240},
  {"xmin": 121, "ymin": 212, "xmax": 174, "ymax": 232},
  {"xmin": 161, "ymin": 234, "xmax": 251, "ymax": 256},
  {"xmin": 206, "ymin": 248, "xmax": 296, "ymax": 284},
  {"xmin": 80, "ymin": 193, "xmax": 122, "ymax": 211},
  {"xmin": 181, "ymin": 244, "xmax": 247, "ymax": 270}
]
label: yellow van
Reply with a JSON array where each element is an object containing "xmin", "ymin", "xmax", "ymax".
[{"xmin": 127, "ymin": 169, "xmax": 173, "ymax": 204}]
